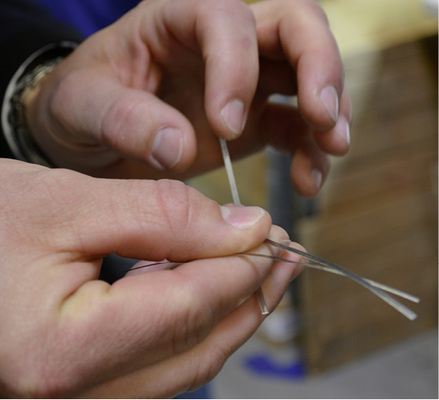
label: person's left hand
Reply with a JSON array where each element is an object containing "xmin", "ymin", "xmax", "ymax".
[{"xmin": 26, "ymin": 0, "xmax": 351, "ymax": 197}]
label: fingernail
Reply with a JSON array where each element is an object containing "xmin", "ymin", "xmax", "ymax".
[
  {"xmin": 221, "ymin": 205, "xmax": 265, "ymax": 229},
  {"xmin": 150, "ymin": 128, "xmax": 183, "ymax": 170},
  {"xmin": 310, "ymin": 169, "xmax": 323, "ymax": 191},
  {"xmin": 335, "ymin": 115, "xmax": 350, "ymax": 146},
  {"xmin": 221, "ymin": 99, "xmax": 245, "ymax": 136},
  {"xmin": 320, "ymin": 86, "xmax": 339, "ymax": 122}
]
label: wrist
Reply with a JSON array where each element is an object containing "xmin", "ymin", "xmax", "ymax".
[{"xmin": 1, "ymin": 42, "xmax": 77, "ymax": 166}]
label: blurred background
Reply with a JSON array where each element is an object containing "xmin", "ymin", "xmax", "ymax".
[{"xmin": 188, "ymin": 0, "xmax": 438, "ymax": 398}]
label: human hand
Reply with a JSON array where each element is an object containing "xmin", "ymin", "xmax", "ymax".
[
  {"xmin": 246, "ymin": 0, "xmax": 352, "ymax": 197},
  {"xmin": 25, "ymin": 0, "xmax": 351, "ymax": 197},
  {"xmin": 0, "ymin": 159, "xmax": 304, "ymax": 398}
]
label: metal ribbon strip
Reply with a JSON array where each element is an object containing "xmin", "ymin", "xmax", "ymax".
[
  {"xmin": 219, "ymin": 138, "xmax": 269, "ymax": 315},
  {"xmin": 219, "ymin": 139, "xmax": 418, "ymax": 321},
  {"xmin": 249, "ymin": 241, "xmax": 419, "ymax": 321}
]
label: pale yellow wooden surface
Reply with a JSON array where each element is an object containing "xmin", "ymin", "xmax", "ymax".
[{"xmin": 321, "ymin": 0, "xmax": 438, "ymax": 57}]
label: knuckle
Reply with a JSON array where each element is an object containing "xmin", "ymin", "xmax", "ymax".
[
  {"xmin": 100, "ymin": 95, "xmax": 144, "ymax": 150},
  {"xmin": 168, "ymin": 277, "xmax": 214, "ymax": 353},
  {"xmin": 161, "ymin": 257, "xmax": 247, "ymax": 360},
  {"xmin": 154, "ymin": 179, "xmax": 195, "ymax": 240},
  {"xmin": 187, "ymin": 345, "xmax": 229, "ymax": 392}
]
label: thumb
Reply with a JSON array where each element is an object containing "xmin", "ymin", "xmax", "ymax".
[
  {"xmin": 35, "ymin": 168, "xmax": 271, "ymax": 261},
  {"xmin": 0, "ymin": 162, "xmax": 273, "ymax": 397},
  {"xmin": 28, "ymin": 67, "xmax": 198, "ymax": 172}
]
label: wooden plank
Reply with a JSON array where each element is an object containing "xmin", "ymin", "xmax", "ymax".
[
  {"xmin": 322, "ymin": 139, "xmax": 437, "ymax": 212},
  {"xmin": 297, "ymin": 36, "xmax": 438, "ymax": 374},
  {"xmin": 298, "ymin": 190, "xmax": 437, "ymax": 255}
]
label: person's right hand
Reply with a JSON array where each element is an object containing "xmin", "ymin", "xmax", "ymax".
[{"xmin": 0, "ymin": 159, "xmax": 304, "ymax": 398}]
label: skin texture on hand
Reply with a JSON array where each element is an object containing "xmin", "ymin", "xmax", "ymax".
[
  {"xmin": 0, "ymin": 1, "xmax": 355, "ymax": 396},
  {"xmin": 24, "ymin": 0, "xmax": 352, "ymax": 197},
  {"xmin": 0, "ymin": 159, "xmax": 305, "ymax": 398}
]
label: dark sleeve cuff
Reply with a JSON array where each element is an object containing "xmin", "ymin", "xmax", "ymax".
[{"xmin": 0, "ymin": 0, "xmax": 83, "ymax": 159}]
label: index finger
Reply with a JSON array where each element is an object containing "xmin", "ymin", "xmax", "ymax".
[
  {"xmin": 146, "ymin": 0, "xmax": 260, "ymax": 139},
  {"xmin": 57, "ymin": 227, "xmax": 289, "ymax": 395},
  {"xmin": 252, "ymin": 0, "xmax": 346, "ymax": 131}
]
